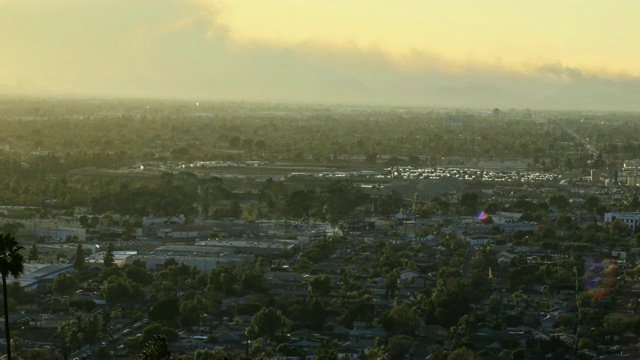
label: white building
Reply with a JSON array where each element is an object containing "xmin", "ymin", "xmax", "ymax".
[
  {"xmin": 130, "ymin": 253, "xmax": 253, "ymax": 272},
  {"xmin": 36, "ymin": 226, "xmax": 86, "ymax": 242},
  {"xmin": 143, "ymin": 215, "xmax": 186, "ymax": 226},
  {"xmin": 492, "ymin": 212, "xmax": 523, "ymax": 224},
  {"xmin": 17, "ymin": 263, "xmax": 75, "ymax": 291},
  {"xmin": 86, "ymin": 250, "xmax": 138, "ymax": 267},
  {"xmin": 604, "ymin": 212, "xmax": 640, "ymax": 232},
  {"xmin": 157, "ymin": 229, "xmax": 199, "ymax": 239}
]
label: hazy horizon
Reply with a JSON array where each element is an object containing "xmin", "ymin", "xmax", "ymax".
[{"xmin": 2, "ymin": 0, "xmax": 640, "ymax": 111}]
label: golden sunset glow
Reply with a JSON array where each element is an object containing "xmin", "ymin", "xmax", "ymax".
[
  {"xmin": 211, "ymin": 0, "xmax": 640, "ymax": 74},
  {"xmin": 1, "ymin": 0, "xmax": 639, "ymax": 109}
]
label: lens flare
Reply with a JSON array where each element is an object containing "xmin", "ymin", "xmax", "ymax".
[
  {"xmin": 476, "ymin": 210, "xmax": 489, "ymax": 221},
  {"xmin": 583, "ymin": 259, "xmax": 617, "ymax": 298}
]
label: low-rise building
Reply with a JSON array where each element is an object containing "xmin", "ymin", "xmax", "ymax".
[
  {"xmin": 86, "ymin": 250, "xmax": 138, "ymax": 267},
  {"xmin": 36, "ymin": 226, "xmax": 86, "ymax": 242},
  {"xmin": 16, "ymin": 263, "xmax": 75, "ymax": 291},
  {"xmin": 604, "ymin": 212, "xmax": 640, "ymax": 231}
]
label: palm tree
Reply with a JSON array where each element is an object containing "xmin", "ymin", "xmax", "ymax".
[{"xmin": 0, "ymin": 233, "xmax": 24, "ymax": 360}]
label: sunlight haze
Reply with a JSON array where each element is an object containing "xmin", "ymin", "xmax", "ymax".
[{"xmin": 1, "ymin": 0, "xmax": 639, "ymax": 110}]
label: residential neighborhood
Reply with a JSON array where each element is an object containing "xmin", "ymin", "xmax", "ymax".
[
  {"xmin": 2, "ymin": 157, "xmax": 640, "ymax": 359},
  {"xmin": 3, "ymin": 0, "xmax": 640, "ymax": 358},
  {"xmin": 0, "ymin": 100, "xmax": 640, "ymax": 360}
]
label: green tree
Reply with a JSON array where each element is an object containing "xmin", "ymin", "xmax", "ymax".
[
  {"xmin": 73, "ymin": 243, "xmax": 85, "ymax": 271},
  {"xmin": 258, "ymin": 178, "xmax": 289, "ymax": 218},
  {"xmin": 387, "ymin": 335, "xmax": 415, "ymax": 360},
  {"xmin": 304, "ymin": 299, "xmax": 328, "ymax": 331},
  {"xmin": 603, "ymin": 313, "xmax": 629, "ymax": 336},
  {"xmin": 312, "ymin": 345, "xmax": 338, "ymax": 360},
  {"xmin": 459, "ymin": 192, "xmax": 480, "ymax": 216},
  {"xmin": 585, "ymin": 195, "xmax": 600, "ymax": 212},
  {"xmin": 103, "ymin": 242, "xmax": 115, "ymax": 268},
  {"xmin": 548, "ymin": 194, "xmax": 569, "ymax": 210},
  {"xmin": 254, "ymin": 139, "xmax": 267, "ymax": 152},
  {"xmin": 27, "ymin": 244, "xmax": 39, "ymax": 262},
  {"xmin": 149, "ymin": 298, "xmax": 180, "ymax": 325},
  {"xmin": 0, "ymin": 223, "xmax": 24, "ymax": 238},
  {"xmin": 7, "ymin": 281, "xmax": 31, "ymax": 304},
  {"xmin": 307, "ymin": 274, "xmax": 333, "ymax": 298},
  {"xmin": 55, "ymin": 316, "xmax": 84, "ymax": 358},
  {"xmin": 412, "ymin": 192, "xmax": 422, "ymax": 234},
  {"xmin": 375, "ymin": 190, "xmax": 404, "ymax": 217},
  {"xmin": 179, "ymin": 292, "xmax": 208, "ymax": 328},
  {"xmin": 340, "ymin": 300, "xmax": 375, "ymax": 328},
  {"xmin": 89, "ymin": 216, "xmax": 100, "ymax": 228},
  {"xmin": 555, "ymin": 214, "xmax": 574, "ymax": 228},
  {"xmin": 238, "ymin": 266, "xmax": 266, "ymax": 294},
  {"xmin": 139, "ymin": 335, "xmax": 172, "ymax": 360},
  {"xmin": 508, "ymin": 263, "xmax": 540, "ymax": 289},
  {"xmin": 608, "ymin": 219, "xmax": 630, "ymax": 238},
  {"xmin": 486, "ymin": 295, "xmax": 503, "ymax": 318},
  {"xmin": 194, "ymin": 349, "xmax": 231, "ymax": 360},
  {"xmin": 208, "ymin": 266, "xmax": 239, "ymax": 296},
  {"xmin": 124, "ymin": 259, "xmax": 153, "ymax": 285},
  {"xmin": 84, "ymin": 313, "xmax": 103, "ymax": 345},
  {"xmin": 431, "ymin": 196, "xmax": 450, "ymax": 214},
  {"xmin": 0, "ymin": 233, "xmax": 24, "ymax": 360},
  {"xmin": 484, "ymin": 201, "xmax": 501, "ymax": 214},
  {"xmin": 21, "ymin": 348, "xmax": 50, "ymax": 360},
  {"xmin": 382, "ymin": 303, "xmax": 421, "ymax": 336},
  {"xmin": 362, "ymin": 347, "xmax": 387, "ymax": 360},
  {"xmin": 140, "ymin": 323, "xmax": 179, "ymax": 345},
  {"xmin": 54, "ymin": 313, "xmax": 103, "ymax": 355},
  {"xmin": 448, "ymin": 347, "xmax": 474, "ymax": 360},
  {"xmin": 470, "ymin": 246, "xmax": 498, "ymax": 272},
  {"xmin": 430, "ymin": 276, "xmax": 480, "ymax": 326},
  {"xmin": 315, "ymin": 180, "xmax": 368, "ymax": 225},
  {"xmin": 52, "ymin": 273, "xmax": 80, "ymax": 297},
  {"xmin": 101, "ymin": 276, "xmax": 143, "ymax": 305},
  {"xmin": 246, "ymin": 307, "xmax": 288, "ymax": 339},
  {"xmin": 286, "ymin": 189, "xmax": 317, "ymax": 219},
  {"xmin": 511, "ymin": 348, "xmax": 526, "ymax": 359}
]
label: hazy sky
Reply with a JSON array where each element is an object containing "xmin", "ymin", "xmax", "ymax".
[{"xmin": 2, "ymin": 0, "xmax": 640, "ymax": 110}]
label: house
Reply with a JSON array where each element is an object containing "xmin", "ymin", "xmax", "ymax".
[
  {"xmin": 418, "ymin": 324, "xmax": 447, "ymax": 338},
  {"xmin": 496, "ymin": 251, "xmax": 516, "ymax": 265},
  {"xmin": 215, "ymin": 332, "xmax": 241, "ymax": 344},
  {"xmin": 265, "ymin": 272, "xmax": 303, "ymax": 284},
  {"xmin": 291, "ymin": 339, "xmax": 322, "ymax": 357},
  {"xmin": 492, "ymin": 212, "xmax": 523, "ymax": 224},
  {"xmin": 399, "ymin": 270, "xmax": 421, "ymax": 281},
  {"xmin": 418, "ymin": 235, "xmax": 438, "ymax": 246},
  {"xmin": 340, "ymin": 338, "xmax": 376, "ymax": 354},
  {"xmin": 623, "ymin": 331, "xmax": 638, "ymax": 345},
  {"xmin": 612, "ymin": 249, "xmax": 627, "ymax": 260},
  {"xmin": 463, "ymin": 236, "xmax": 491, "ymax": 246},
  {"xmin": 399, "ymin": 270, "xmax": 427, "ymax": 288},
  {"xmin": 336, "ymin": 345, "xmax": 360, "ymax": 360}
]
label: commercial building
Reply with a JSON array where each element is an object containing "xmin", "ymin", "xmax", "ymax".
[
  {"xmin": 604, "ymin": 212, "xmax": 640, "ymax": 232},
  {"xmin": 36, "ymin": 226, "xmax": 86, "ymax": 242},
  {"xmin": 16, "ymin": 263, "xmax": 75, "ymax": 291}
]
